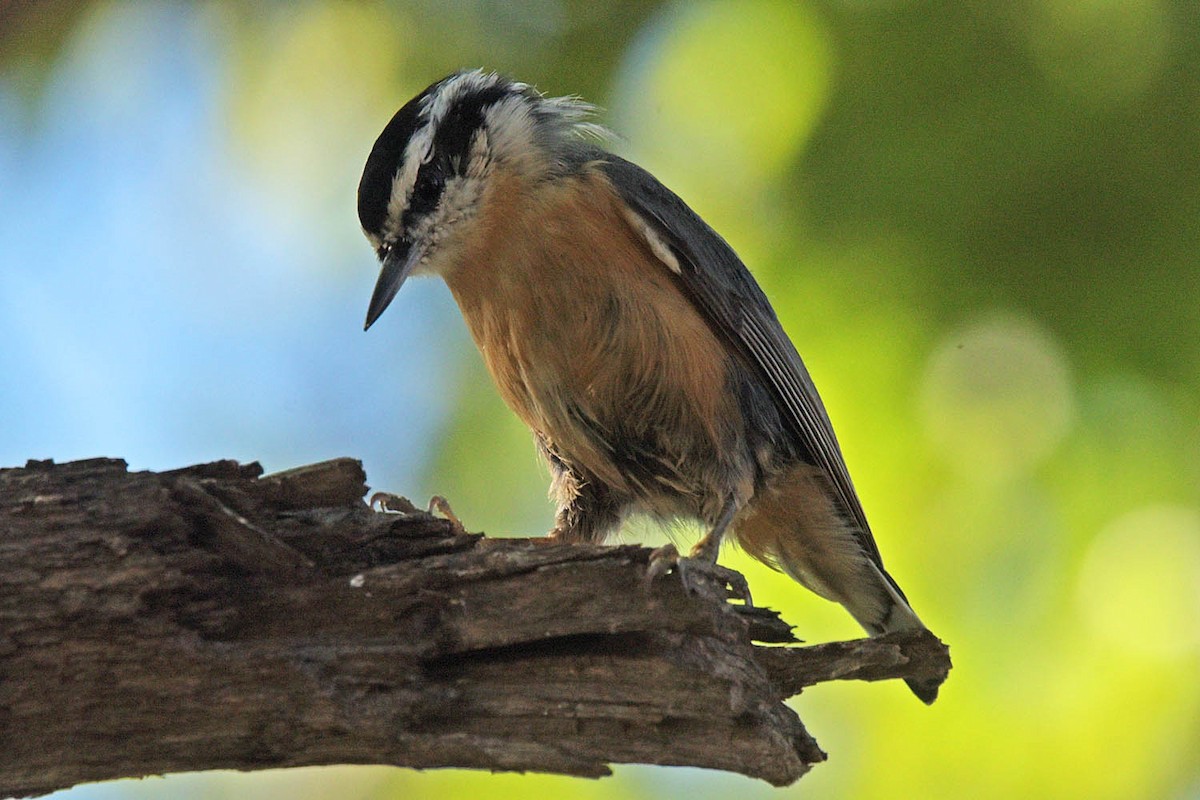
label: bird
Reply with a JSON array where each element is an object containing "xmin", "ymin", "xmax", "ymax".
[{"xmin": 357, "ymin": 69, "xmax": 941, "ymax": 702}]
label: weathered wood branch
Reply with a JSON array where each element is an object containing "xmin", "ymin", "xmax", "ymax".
[{"xmin": 0, "ymin": 457, "xmax": 950, "ymax": 797}]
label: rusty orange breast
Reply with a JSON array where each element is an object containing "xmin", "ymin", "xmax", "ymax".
[{"xmin": 441, "ymin": 166, "xmax": 744, "ymax": 504}]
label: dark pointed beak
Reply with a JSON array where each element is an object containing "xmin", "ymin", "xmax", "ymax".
[{"xmin": 364, "ymin": 239, "xmax": 424, "ymax": 331}]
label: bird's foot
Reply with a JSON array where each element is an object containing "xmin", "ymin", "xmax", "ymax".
[
  {"xmin": 426, "ymin": 495, "xmax": 465, "ymax": 533},
  {"xmin": 645, "ymin": 543, "xmax": 753, "ymax": 606},
  {"xmin": 369, "ymin": 492, "xmax": 466, "ymax": 535},
  {"xmin": 369, "ymin": 491, "xmax": 418, "ymax": 514}
]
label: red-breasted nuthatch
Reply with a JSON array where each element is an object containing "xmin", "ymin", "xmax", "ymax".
[{"xmin": 358, "ymin": 70, "xmax": 941, "ymax": 702}]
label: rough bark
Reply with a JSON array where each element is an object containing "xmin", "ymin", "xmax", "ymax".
[{"xmin": 0, "ymin": 457, "xmax": 950, "ymax": 797}]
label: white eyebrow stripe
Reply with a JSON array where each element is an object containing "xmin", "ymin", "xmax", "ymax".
[
  {"xmin": 424, "ymin": 70, "xmax": 517, "ymax": 127},
  {"xmin": 482, "ymin": 96, "xmax": 539, "ymax": 167},
  {"xmin": 385, "ymin": 128, "xmax": 432, "ymax": 239}
]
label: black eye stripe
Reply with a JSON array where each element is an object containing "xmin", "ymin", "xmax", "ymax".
[
  {"xmin": 406, "ymin": 161, "xmax": 446, "ymax": 219},
  {"xmin": 433, "ymin": 85, "xmax": 510, "ymax": 169}
]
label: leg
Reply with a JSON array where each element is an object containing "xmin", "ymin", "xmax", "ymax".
[
  {"xmin": 647, "ymin": 497, "xmax": 752, "ymax": 605},
  {"xmin": 538, "ymin": 434, "xmax": 624, "ymax": 543},
  {"xmin": 548, "ymin": 469, "xmax": 623, "ymax": 543},
  {"xmin": 689, "ymin": 497, "xmax": 738, "ymax": 561}
]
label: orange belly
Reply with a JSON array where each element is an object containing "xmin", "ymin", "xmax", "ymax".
[{"xmin": 441, "ymin": 168, "xmax": 754, "ymax": 517}]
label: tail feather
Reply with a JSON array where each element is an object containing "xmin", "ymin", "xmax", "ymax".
[
  {"xmin": 793, "ymin": 554, "xmax": 942, "ymax": 705},
  {"xmin": 868, "ymin": 568, "xmax": 941, "ymax": 704},
  {"xmin": 735, "ymin": 467, "xmax": 942, "ymax": 703}
]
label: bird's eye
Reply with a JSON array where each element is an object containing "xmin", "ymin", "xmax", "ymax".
[{"xmin": 410, "ymin": 165, "xmax": 445, "ymax": 216}]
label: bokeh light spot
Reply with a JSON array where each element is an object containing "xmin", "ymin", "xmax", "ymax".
[
  {"xmin": 1076, "ymin": 506, "xmax": 1200, "ymax": 658},
  {"xmin": 225, "ymin": 2, "xmax": 410, "ymax": 251},
  {"xmin": 616, "ymin": 0, "xmax": 831, "ymax": 193},
  {"xmin": 920, "ymin": 315, "xmax": 1075, "ymax": 482}
]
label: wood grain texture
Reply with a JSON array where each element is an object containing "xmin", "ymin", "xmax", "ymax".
[{"xmin": 0, "ymin": 457, "xmax": 949, "ymax": 797}]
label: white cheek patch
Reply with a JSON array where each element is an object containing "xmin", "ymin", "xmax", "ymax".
[
  {"xmin": 466, "ymin": 128, "xmax": 491, "ymax": 179},
  {"xmin": 406, "ymin": 175, "xmax": 483, "ymax": 276},
  {"xmin": 480, "ymin": 89, "xmax": 608, "ymax": 177},
  {"xmin": 620, "ymin": 206, "xmax": 682, "ymax": 275},
  {"xmin": 482, "ymin": 97, "xmax": 541, "ymax": 171},
  {"xmin": 431, "ymin": 176, "xmax": 481, "ymax": 230}
]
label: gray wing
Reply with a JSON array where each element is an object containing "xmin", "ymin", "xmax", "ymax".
[{"xmin": 598, "ymin": 154, "xmax": 885, "ymax": 566}]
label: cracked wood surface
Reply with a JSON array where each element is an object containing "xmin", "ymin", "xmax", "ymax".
[{"xmin": 0, "ymin": 457, "xmax": 950, "ymax": 797}]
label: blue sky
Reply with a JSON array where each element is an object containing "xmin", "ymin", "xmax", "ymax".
[{"xmin": 0, "ymin": 5, "xmax": 455, "ymax": 492}]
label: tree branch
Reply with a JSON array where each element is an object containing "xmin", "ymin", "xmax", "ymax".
[{"xmin": 0, "ymin": 457, "xmax": 950, "ymax": 797}]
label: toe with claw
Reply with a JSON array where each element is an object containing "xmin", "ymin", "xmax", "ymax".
[
  {"xmin": 369, "ymin": 492, "xmax": 467, "ymax": 535},
  {"xmin": 426, "ymin": 494, "xmax": 466, "ymax": 535},
  {"xmin": 645, "ymin": 543, "xmax": 754, "ymax": 606},
  {"xmin": 369, "ymin": 491, "xmax": 418, "ymax": 514}
]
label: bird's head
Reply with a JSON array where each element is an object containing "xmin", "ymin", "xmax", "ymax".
[{"xmin": 357, "ymin": 69, "xmax": 602, "ymax": 329}]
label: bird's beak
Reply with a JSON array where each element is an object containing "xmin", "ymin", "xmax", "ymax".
[{"xmin": 364, "ymin": 239, "xmax": 425, "ymax": 331}]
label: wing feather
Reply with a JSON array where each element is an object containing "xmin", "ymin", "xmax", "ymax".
[{"xmin": 598, "ymin": 154, "xmax": 884, "ymax": 566}]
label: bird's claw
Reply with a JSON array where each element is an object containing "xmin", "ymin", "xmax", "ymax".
[
  {"xmin": 369, "ymin": 492, "xmax": 466, "ymax": 535},
  {"xmin": 426, "ymin": 494, "xmax": 466, "ymax": 534},
  {"xmin": 369, "ymin": 491, "xmax": 417, "ymax": 514},
  {"xmin": 645, "ymin": 543, "xmax": 680, "ymax": 585},
  {"xmin": 645, "ymin": 543, "xmax": 754, "ymax": 606}
]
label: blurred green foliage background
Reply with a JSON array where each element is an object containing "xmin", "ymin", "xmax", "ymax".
[{"xmin": 3, "ymin": 0, "xmax": 1198, "ymax": 798}]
